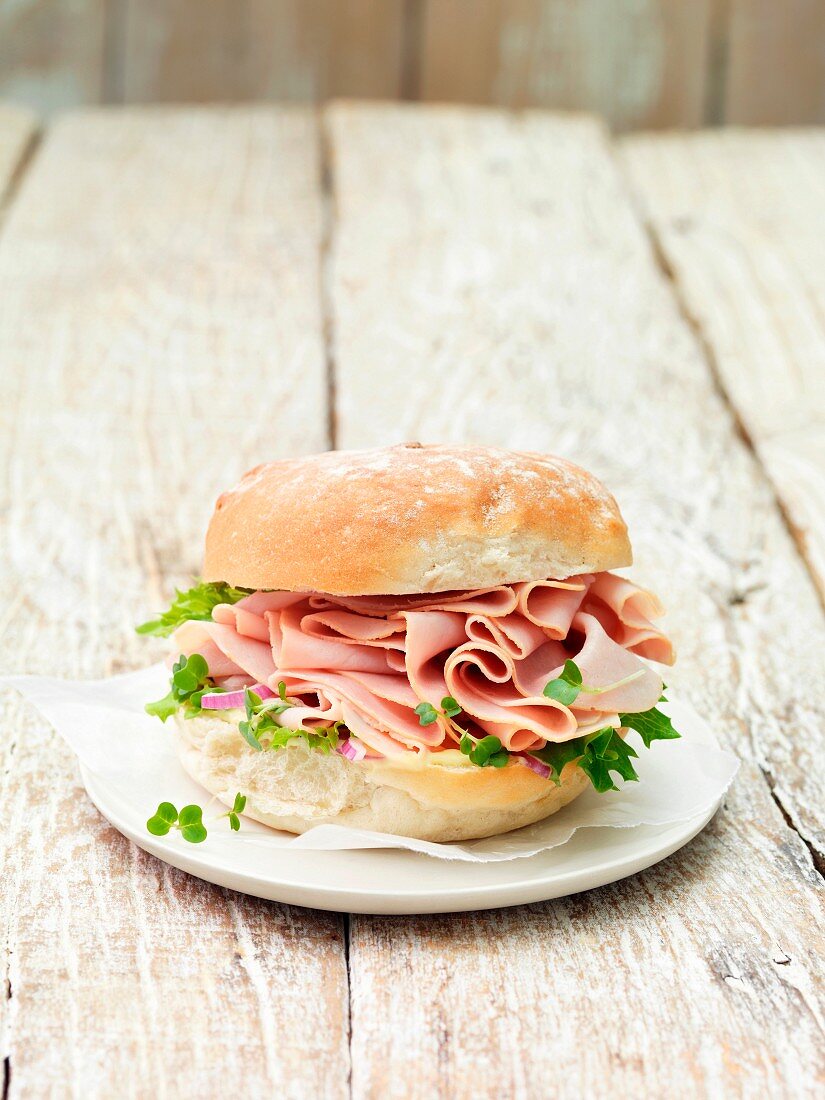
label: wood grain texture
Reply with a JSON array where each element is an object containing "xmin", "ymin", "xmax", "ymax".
[
  {"xmin": 0, "ymin": 104, "xmax": 37, "ymax": 207},
  {"xmin": 0, "ymin": 107, "xmax": 348, "ymax": 1097},
  {"xmin": 120, "ymin": 0, "xmax": 405, "ymax": 103},
  {"xmin": 725, "ymin": 0, "xmax": 825, "ymax": 125},
  {"xmin": 327, "ymin": 102, "xmax": 825, "ymax": 1098},
  {"xmin": 620, "ymin": 129, "xmax": 825, "ymax": 602},
  {"xmin": 419, "ymin": 0, "xmax": 712, "ymax": 130},
  {"xmin": 0, "ymin": 0, "xmax": 105, "ymax": 111}
]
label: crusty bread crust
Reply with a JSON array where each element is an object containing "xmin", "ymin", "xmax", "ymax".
[
  {"xmin": 173, "ymin": 713, "xmax": 590, "ymax": 843},
  {"xmin": 203, "ymin": 443, "xmax": 631, "ymax": 595}
]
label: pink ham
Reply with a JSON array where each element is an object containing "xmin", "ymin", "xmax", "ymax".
[
  {"xmin": 465, "ymin": 610, "xmax": 547, "ymax": 660},
  {"xmin": 213, "ymin": 590, "xmax": 308, "ymax": 642},
  {"xmin": 273, "ymin": 604, "xmax": 395, "ymax": 674},
  {"xmin": 515, "ymin": 577, "xmax": 592, "ymax": 638},
  {"xmin": 584, "ymin": 573, "xmax": 675, "ymax": 664},
  {"xmin": 444, "ymin": 642, "xmax": 580, "ymax": 741},
  {"xmin": 172, "ymin": 620, "xmax": 276, "ymax": 683},
  {"xmin": 560, "ymin": 612, "xmax": 663, "ymax": 713},
  {"xmin": 301, "ymin": 608, "xmax": 405, "ymax": 644},
  {"xmin": 317, "ymin": 586, "xmax": 519, "ymax": 617},
  {"xmin": 175, "ymin": 569, "xmax": 672, "ymax": 759}
]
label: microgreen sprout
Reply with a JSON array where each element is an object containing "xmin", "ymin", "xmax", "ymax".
[
  {"xmin": 221, "ymin": 792, "xmax": 247, "ymax": 832},
  {"xmin": 415, "ymin": 696, "xmax": 464, "ymax": 727},
  {"xmin": 146, "ymin": 802, "xmax": 208, "ymax": 843},
  {"xmin": 145, "ymin": 653, "xmax": 212, "ymax": 722},
  {"xmin": 147, "ymin": 791, "xmax": 249, "ymax": 843},
  {"xmin": 459, "ymin": 733, "xmax": 509, "ymax": 768},
  {"xmin": 543, "ymin": 658, "xmax": 645, "ymax": 706},
  {"xmin": 238, "ymin": 684, "xmax": 341, "ymax": 755}
]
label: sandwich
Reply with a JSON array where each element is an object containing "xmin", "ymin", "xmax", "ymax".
[{"xmin": 138, "ymin": 443, "xmax": 680, "ymax": 842}]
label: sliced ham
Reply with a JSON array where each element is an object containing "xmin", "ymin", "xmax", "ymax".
[
  {"xmin": 584, "ymin": 573, "xmax": 675, "ymax": 664},
  {"xmin": 444, "ymin": 642, "xmax": 580, "ymax": 741},
  {"xmin": 317, "ymin": 586, "xmax": 520, "ymax": 617},
  {"xmin": 176, "ymin": 569, "xmax": 671, "ymax": 759},
  {"xmin": 172, "ymin": 620, "xmax": 276, "ymax": 683},
  {"xmin": 515, "ymin": 576, "xmax": 592, "ymax": 638},
  {"xmin": 561, "ymin": 612, "xmax": 663, "ymax": 713}
]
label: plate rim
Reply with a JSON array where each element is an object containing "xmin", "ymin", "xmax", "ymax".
[{"xmin": 81, "ymin": 762, "xmax": 720, "ymax": 913}]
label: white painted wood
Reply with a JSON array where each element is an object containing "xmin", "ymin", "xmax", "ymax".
[
  {"xmin": 621, "ymin": 128, "xmax": 825, "ymax": 603},
  {"xmin": 0, "ymin": 107, "xmax": 348, "ymax": 1097},
  {"xmin": 328, "ymin": 102, "xmax": 825, "ymax": 1098},
  {"xmin": 0, "ymin": 104, "xmax": 36, "ymax": 207}
]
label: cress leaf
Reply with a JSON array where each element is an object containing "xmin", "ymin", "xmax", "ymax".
[
  {"xmin": 180, "ymin": 822, "xmax": 208, "ymax": 844},
  {"xmin": 178, "ymin": 805, "xmax": 204, "ymax": 827},
  {"xmin": 441, "ymin": 696, "xmax": 462, "ymax": 718},
  {"xmin": 543, "ymin": 678, "xmax": 580, "ymax": 706},
  {"xmin": 146, "ymin": 801, "xmax": 178, "ymax": 837},
  {"xmin": 238, "ymin": 720, "xmax": 263, "ymax": 752},
  {"xmin": 414, "ymin": 702, "xmax": 439, "ymax": 727},
  {"xmin": 543, "ymin": 658, "xmax": 585, "ymax": 705},
  {"xmin": 560, "ymin": 659, "xmax": 583, "ymax": 687},
  {"xmin": 136, "ymin": 580, "xmax": 250, "ymax": 637}
]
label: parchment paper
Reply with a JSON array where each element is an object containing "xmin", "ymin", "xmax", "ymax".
[{"xmin": 2, "ymin": 664, "xmax": 738, "ymax": 863}]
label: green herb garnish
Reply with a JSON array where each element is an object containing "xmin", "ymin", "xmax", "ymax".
[
  {"xmin": 147, "ymin": 792, "xmax": 247, "ymax": 843},
  {"xmin": 145, "ymin": 653, "xmax": 211, "ymax": 721},
  {"xmin": 459, "ymin": 733, "xmax": 509, "ymax": 768},
  {"xmin": 619, "ymin": 706, "xmax": 681, "ymax": 748},
  {"xmin": 532, "ymin": 704, "xmax": 681, "ymax": 793},
  {"xmin": 146, "ymin": 801, "xmax": 208, "ymax": 843},
  {"xmin": 221, "ymin": 792, "xmax": 247, "ymax": 832},
  {"xmin": 136, "ymin": 580, "xmax": 250, "ymax": 637},
  {"xmin": 543, "ymin": 657, "xmax": 645, "ymax": 707},
  {"xmin": 145, "ymin": 653, "xmax": 212, "ymax": 722},
  {"xmin": 415, "ymin": 695, "xmax": 464, "ymax": 727},
  {"xmin": 239, "ymin": 685, "xmax": 342, "ymax": 755}
]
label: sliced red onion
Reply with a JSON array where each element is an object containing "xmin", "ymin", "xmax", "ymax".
[
  {"xmin": 201, "ymin": 683, "xmax": 275, "ymax": 710},
  {"xmin": 337, "ymin": 739, "xmax": 367, "ymax": 763},
  {"xmin": 516, "ymin": 752, "xmax": 553, "ymax": 780}
]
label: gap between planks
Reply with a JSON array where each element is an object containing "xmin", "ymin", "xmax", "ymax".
[
  {"xmin": 0, "ymin": 108, "xmax": 39, "ymax": 230},
  {"xmin": 633, "ymin": 195, "xmax": 825, "ymax": 616}
]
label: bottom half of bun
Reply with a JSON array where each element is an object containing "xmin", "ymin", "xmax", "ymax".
[{"xmin": 172, "ymin": 713, "xmax": 590, "ymax": 843}]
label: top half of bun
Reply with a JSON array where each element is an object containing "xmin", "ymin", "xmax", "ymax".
[{"xmin": 203, "ymin": 443, "xmax": 631, "ymax": 595}]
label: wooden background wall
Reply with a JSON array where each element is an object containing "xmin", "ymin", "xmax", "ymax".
[{"xmin": 1, "ymin": 0, "xmax": 824, "ymax": 130}]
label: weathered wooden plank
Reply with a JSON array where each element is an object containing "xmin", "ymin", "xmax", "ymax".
[
  {"xmin": 0, "ymin": 0, "xmax": 105, "ymax": 112},
  {"xmin": 328, "ymin": 102, "xmax": 825, "ymax": 1098},
  {"xmin": 418, "ymin": 0, "xmax": 712, "ymax": 130},
  {"xmin": 620, "ymin": 129, "xmax": 825, "ymax": 602},
  {"xmin": 0, "ymin": 104, "xmax": 37, "ymax": 207},
  {"xmin": 0, "ymin": 107, "xmax": 347, "ymax": 1097},
  {"xmin": 121, "ymin": 0, "xmax": 405, "ymax": 103},
  {"xmin": 725, "ymin": 0, "xmax": 825, "ymax": 125}
]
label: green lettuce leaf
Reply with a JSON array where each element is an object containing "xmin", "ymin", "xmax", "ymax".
[
  {"xmin": 529, "ymin": 703, "xmax": 682, "ymax": 793},
  {"xmin": 619, "ymin": 706, "xmax": 681, "ymax": 748},
  {"xmin": 136, "ymin": 580, "xmax": 250, "ymax": 637}
]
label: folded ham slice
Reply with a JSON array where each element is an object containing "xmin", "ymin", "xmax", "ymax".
[{"xmin": 172, "ymin": 572, "xmax": 674, "ymax": 759}]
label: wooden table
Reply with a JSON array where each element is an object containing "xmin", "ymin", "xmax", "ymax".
[{"xmin": 0, "ymin": 102, "xmax": 823, "ymax": 1099}]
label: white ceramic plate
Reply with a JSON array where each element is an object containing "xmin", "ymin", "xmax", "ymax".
[{"xmin": 82, "ymin": 763, "xmax": 718, "ymax": 914}]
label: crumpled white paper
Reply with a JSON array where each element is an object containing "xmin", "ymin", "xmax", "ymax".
[{"xmin": 2, "ymin": 664, "xmax": 739, "ymax": 863}]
